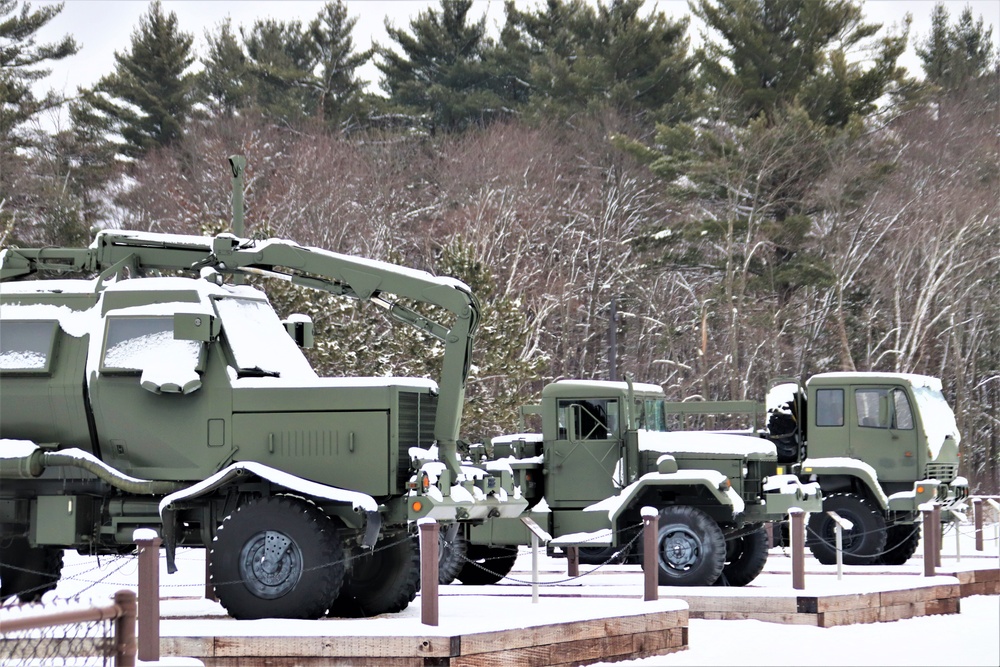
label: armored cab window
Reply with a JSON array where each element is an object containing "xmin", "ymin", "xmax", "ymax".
[
  {"xmin": 102, "ymin": 317, "xmax": 201, "ymax": 373},
  {"xmin": 815, "ymin": 388, "xmax": 844, "ymax": 426},
  {"xmin": 892, "ymin": 388, "xmax": 914, "ymax": 430},
  {"xmin": 557, "ymin": 399, "xmax": 619, "ymax": 440},
  {"xmin": 0, "ymin": 320, "xmax": 57, "ymax": 373},
  {"xmin": 855, "ymin": 389, "xmax": 890, "ymax": 429}
]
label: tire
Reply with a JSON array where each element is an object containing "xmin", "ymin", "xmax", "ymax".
[
  {"xmin": 716, "ymin": 527, "xmax": 770, "ymax": 587},
  {"xmin": 438, "ymin": 531, "xmax": 468, "ymax": 585},
  {"xmin": 578, "ymin": 543, "xmax": 630, "ymax": 565},
  {"xmin": 456, "ymin": 545, "xmax": 518, "ymax": 585},
  {"xmin": 0, "ymin": 538, "xmax": 63, "ymax": 603},
  {"xmin": 877, "ymin": 523, "xmax": 921, "ymax": 565},
  {"xmin": 807, "ymin": 493, "xmax": 887, "ymax": 565},
  {"xmin": 209, "ymin": 496, "xmax": 345, "ymax": 620},
  {"xmin": 330, "ymin": 533, "xmax": 420, "ymax": 617},
  {"xmin": 651, "ymin": 506, "xmax": 726, "ymax": 586}
]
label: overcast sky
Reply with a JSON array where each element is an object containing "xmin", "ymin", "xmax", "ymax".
[{"xmin": 30, "ymin": 0, "xmax": 1000, "ymax": 109}]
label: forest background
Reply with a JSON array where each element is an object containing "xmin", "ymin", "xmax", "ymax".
[{"xmin": 2, "ymin": 0, "xmax": 998, "ymax": 492}]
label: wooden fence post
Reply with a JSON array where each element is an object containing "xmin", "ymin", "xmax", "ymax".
[
  {"xmin": 418, "ymin": 519, "xmax": 439, "ymax": 626},
  {"xmin": 921, "ymin": 504, "xmax": 936, "ymax": 577},
  {"xmin": 114, "ymin": 589, "xmax": 137, "ymax": 667},
  {"xmin": 789, "ymin": 508, "xmax": 805, "ymax": 591},
  {"xmin": 642, "ymin": 507, "xmax": 658, "ymax": 602},
  {"xmin": 566, "ymin": 546, "xmax": 579, "ymax": 577},
  {"xmin": 134, "ymin": 531, "xmax": 161, "ymax": 662},
  {"xmin": 973, "ymin": 497, "xmax": 984, "ymax": 552}
]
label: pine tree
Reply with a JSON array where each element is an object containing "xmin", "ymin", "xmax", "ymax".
[
  {"xmin": 241, "ymin": 18, "xmax": 315, "ymax": 121},
  {"xmin": 307, "ymin": 1, "xmax": 371, "ymax": 129},
  {"xmin": 0, "ymin": 0, "xmax": 78, "ymax": 149},
  {"xmin": 505, "ymin": 0, "xmax": 694, "ymax": 123},
  {"xmin": 917, "ymin": 4, "xmax": 996, "ymax": 91},
  {"xmin": 692, "ymin": 0, "xmax": 908, "ymax": 127},
  {"xmin": 77, "ymin": 1, "xmax": 195, "ymax": 158},
  {"xmin": 199, "ymin": 18, "xmax": 253, "ymax": 117},
  {"xmin": 376, "ymin": 0, "xmax": 519, "ymax": 133}
]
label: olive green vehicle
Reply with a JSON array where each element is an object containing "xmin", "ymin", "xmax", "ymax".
[
  {"xmin": 756, "ymin": 372, "xmax": 968, "ymax": 565},
  {"xmin": 455, "ymin": 379, "xmax": 823, "ymax": 588},
  {"xmin": 0, "ymin": 229, "xmax": 526, "ymax": 619}
]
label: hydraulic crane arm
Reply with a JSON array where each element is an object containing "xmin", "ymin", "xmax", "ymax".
[{"xmin": 1, "ymin": 231, "xmax": 480, "ymax": 476}]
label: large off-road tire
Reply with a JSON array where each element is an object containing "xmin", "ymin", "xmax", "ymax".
[
  {"xmin": 438, "ymin": 531, "xmax": 468, "ymax": 585},
  {"xmin": 651, "ymin": 506, "xmax": 726, "ymax": 586},
  {"xmin": 0, "ymin": 538, "xmax": 63, "ymax": 603},
  {"xmin": 877, "ymin": 523, "xmax": 921, "ymax": 566},
  {"xmin": 209, "ymin": 496, "xmax": 345, "ymax": 620},
  {"xmin": 329, "ymin": 533, "xmax": 420, "ymax": 617},
  {"xmin": 716, "ymin": 527, "xmax": 770, "ymax": 587},
  {"xmin": 456, "ymin": 545, "xmax": 518, "ymax": 585},
  {"xmin": 807, "ymin": 493, "xmax": 887, "ymax": 565}
]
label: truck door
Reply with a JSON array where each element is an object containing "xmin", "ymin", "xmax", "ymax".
[
  {"xmin": 849, "ymin": 385, "xmax": 919, "ymax": 484},
  {"xmin": 546, "ymin": 398, "xmax": 622, "ymax": 505},
  {"xmin": 89, "ymin": 314, "xmax": 230, "ymax": 481}
]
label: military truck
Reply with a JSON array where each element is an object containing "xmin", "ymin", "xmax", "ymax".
[
  {"xmin": 0, "ymin": 229, "xmax": 526, "ymax": 619},
  {"xmin": 453, "ymin": 379, "xmax": 822, "ymax": 587},
  {"xmin": 759, "ymin": 372, "xmax": 968, "ymax": 565}
]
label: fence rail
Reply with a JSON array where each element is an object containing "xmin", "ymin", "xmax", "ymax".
[{"xmin": 0, "ymin": 589, "xmax": 136, "ymax": 667}]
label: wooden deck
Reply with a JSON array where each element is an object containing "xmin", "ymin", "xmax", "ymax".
[{"xmin": 156, "ymin": 599, "xmax": 689, "ymax": 667}]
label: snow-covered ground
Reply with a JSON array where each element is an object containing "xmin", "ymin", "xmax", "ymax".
[{"xmin": 9, "ymin": 520, "xmax": 1000, "ymax": 666}]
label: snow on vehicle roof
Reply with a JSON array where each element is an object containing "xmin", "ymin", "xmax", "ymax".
[
  {"xmin": 543, "ymin": 379, "xmax": 664, "ymax": 396},
  {"xmin": 232, "ymin": 376, "xmax": 439, "ymax": 391},
  {"xmin": 1, "ymin": 278, "xmax": 102, "ymax": 294},
  {"xmin": 808, "ymin": 372, "xmax": 942, "ymax": 391},
  {"xmin": 637, "ymin": 430, "xmax": 776, "ymax": 457},
  {"xmin": 1, "ymin": 302, "xmax": 99, "ymax": 337}
]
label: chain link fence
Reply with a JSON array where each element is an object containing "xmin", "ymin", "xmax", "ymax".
[{"xmin": 0, "ymin": 590, "xmax": 136, "ymax": 667}]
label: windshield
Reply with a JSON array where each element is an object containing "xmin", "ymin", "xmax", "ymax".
[
  {"xmin": 636, "ymin": 398, "xmax": 669, "ymax": 431},
  {"xmin": 912, "ymin": 385, "xmax": 960, "ymax": 458},
  {"xmin": 214, "ymin": 297, "xmax": 316, "ymax": 380}
]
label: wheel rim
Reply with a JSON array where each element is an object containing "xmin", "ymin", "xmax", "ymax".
[
  {"xmin": 239, "ymin": 530, "xmax": 303, "ymax": 599},
  {"xmin": 823, "ymin": 514, "xmax": 862, "ymax": 551},
  {"xmin": 659, "ymin": 524, "xmax": 703, "ymax": 572}
]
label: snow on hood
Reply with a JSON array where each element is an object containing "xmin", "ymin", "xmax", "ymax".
[{"xmin": 637, "ymin": 430, "xmax": 776, "ymax": 458}]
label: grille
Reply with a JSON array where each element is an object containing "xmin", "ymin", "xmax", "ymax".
[
  {"xmin": 924, "ymin": 462, "xmax": 957, "ymax": 483},
  {"xmin": 397, "ymin": 392, "xmax": 437, "ymax": 489}
]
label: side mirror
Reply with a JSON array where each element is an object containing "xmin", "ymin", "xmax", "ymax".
[
  {"xmin": 283, "ymin": 314, "xmax": 314, "ymax": 348},
  {"xmin": 174, "ymin": 313, "xmax": 217, "ymax": 342}
]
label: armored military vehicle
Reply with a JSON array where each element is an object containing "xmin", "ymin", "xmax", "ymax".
[
  {"xmin": 454, "ymin": 379, "xmax": 822, "ymax": 587},
  {"xmin": 0, "ymin": 229, "xmax": 525, "ymax": 619}
]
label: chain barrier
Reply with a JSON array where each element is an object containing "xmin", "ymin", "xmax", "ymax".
[{"xmin": 456, "ymin": 522, "xmax": 646, "ymax": 586}]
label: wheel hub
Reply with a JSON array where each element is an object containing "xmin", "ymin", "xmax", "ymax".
[
  {"xmin": 659, "ymin": 525, "xmax": 701, "ymax": 571},
  {"xmin": 240, "ymin": 530, "xmax": 303, "ymax": 599}
]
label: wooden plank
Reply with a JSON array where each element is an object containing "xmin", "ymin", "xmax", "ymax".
[
  {"xmin": 451, "ymin": 632, "xmax": 637, "ymax": 667},
  {"xmin": 878, "ymin": 603, "xmax": 916, "ymax": 622},
  {"xmin": 818, "ymin": 607, "xmax": 880, "ymax": 627},
  {"xmin": 814, "ymin": 593, "xmax": 879, "ymax": 612},
  {"xmin": 692, "ymin": 611, "xmax": 820, "ymax": 626},
  {"xmin": 676, "ymin": 596, "xmax": 798, "ymax": 614},
  {"xmin": 973, "ymin": 568, "xmax": 1000, "ymax": 583},
  {"xmin": 211, "ymin": 635, "xmax": 456, "ymax": 658},
  {"xmin": 459, "ymin": 610, "xmax": 685, "ymax": 656},
  {"xmin": 880, "ymin": 585, "xmax": 952, "ymax": 606},
  {"xmin": 200, "ymin": 658, "xmax": 424, "ymax": 667},
  {"xmin": 923, "ymin": 597, "xmax": 961, "ymax": 616}
]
